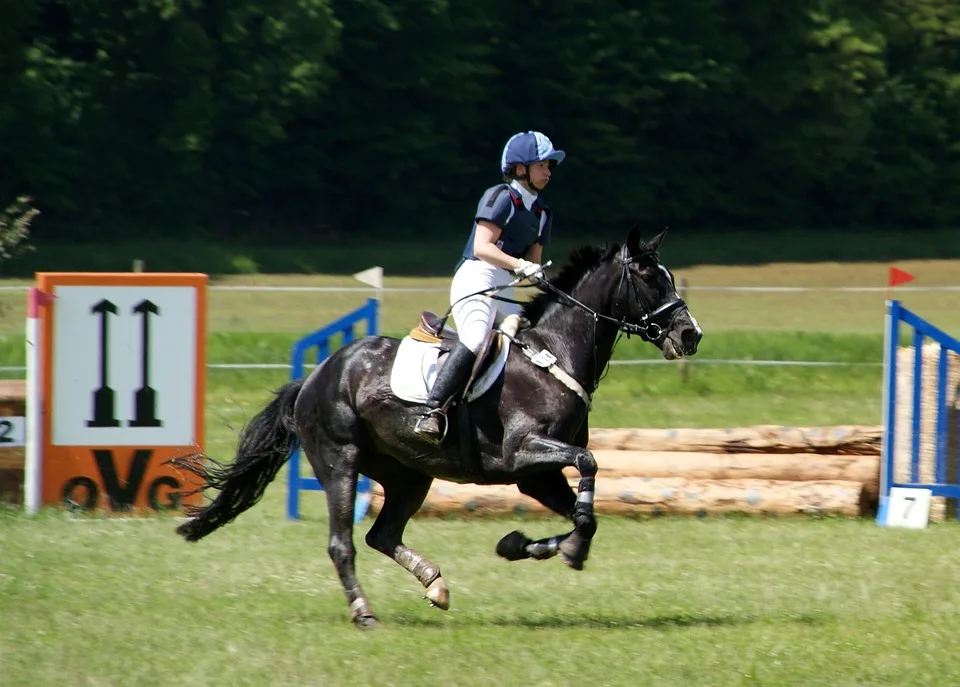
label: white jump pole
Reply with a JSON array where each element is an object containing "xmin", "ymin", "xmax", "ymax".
[{"xmin": 24, "ymin": 286, "xmax": 50, "ymax": 514}]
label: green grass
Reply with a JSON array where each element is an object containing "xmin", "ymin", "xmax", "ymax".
[
  {"xmin": 0, "ymin": 329, "xmax": 888, "ymax": 428},
  {"xmin": 1, "ymin": 260, "xmax": 958, "ymax": 337},
  {"xmin": 201, "ymin": 364, "xmax": 883, "ymax": 433},
  {"xmin": 3, "ymin": 502, "xmax": 960, "ymax": 686},
  {"xmin": 0, "ymin": 330, "xmax": 894, "ymax": 366}
]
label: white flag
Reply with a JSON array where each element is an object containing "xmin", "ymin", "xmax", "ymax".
[{"xmin": 352, "ymin": 266, "xmax": 383, "ymax": 290}]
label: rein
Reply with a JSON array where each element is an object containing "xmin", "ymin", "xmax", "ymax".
[
  {"xmin": 507, "ymin": 247, "xmax": 689, "ymax": 399},
  {"xmin": 431, "ymin": 250, "xmax": 689, "ymax": 406},
  {"xmin": 534, "ymin": 246, "xmax": 687, "ymax": 344},
  {"xmin": 434, "ymin": 261, "xmax": 555, "ymax": 332}
]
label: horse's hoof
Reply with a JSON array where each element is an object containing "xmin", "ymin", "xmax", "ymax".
[
  {"xmin": 560, "ymin": 551, "xmax": 586, "ymax": 571},
  {"xmin": 352, "ymin": 614, "xmax": 381, "ymax": 630},
  {"xmin": 559, "ymin": 537, "xmax": 590, "ymax": 571},
  {"xmin": 424, "ymin": 576, "xmax": 450, "ymax": 611},
  {"xmin": 496, "ymin": 530, "xmax": 532, "ymax": 561}
]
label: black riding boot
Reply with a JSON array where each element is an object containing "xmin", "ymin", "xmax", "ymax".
[{"xmin": 414, "ymin": 342, "xmax": 477, "ymax": 444}]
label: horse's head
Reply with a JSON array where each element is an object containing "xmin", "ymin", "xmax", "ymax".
[{"xmin": 615, "ymin": 225, "xmax": 702, "ymax": 360}]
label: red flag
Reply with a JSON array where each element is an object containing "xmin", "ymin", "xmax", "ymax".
[
  {"xmin": 26, "ymin": 287, "xmax": 54, "ymax": 318},
  {"xmin": 888, "ymin": 267, "xmax": 915, "ymax": 288}
]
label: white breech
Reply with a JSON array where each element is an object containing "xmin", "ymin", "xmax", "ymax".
[{"xmin": 449, "ymin": 258, "xmax": 522, "ymax": 353}]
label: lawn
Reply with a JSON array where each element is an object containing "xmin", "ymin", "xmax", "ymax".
[
  {"xmin": 3, "ymin": 503, "xmax": 960, "ymax": 687},
  {"xmin": 1, "ymin": 258, "xmax": 959, "ymax": 686}
]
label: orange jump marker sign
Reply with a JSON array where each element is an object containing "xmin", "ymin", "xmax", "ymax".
[{"xmin": 32, "ymin": 273, "xmax": 207, "ymax": 514}]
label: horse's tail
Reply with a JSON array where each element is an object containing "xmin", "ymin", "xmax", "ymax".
[{"xmin": 170, "ymin": 379, "xmax": 304, "ymax": 543}]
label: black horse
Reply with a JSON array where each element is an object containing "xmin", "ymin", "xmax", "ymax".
[{"xmin": 170, "ymin": 227, "xmax": 702, "ymax": 628}]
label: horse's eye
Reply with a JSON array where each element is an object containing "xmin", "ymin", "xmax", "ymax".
[{"xmin": 640, "ymin": 270, "xmax": 657, "ymax": 285}]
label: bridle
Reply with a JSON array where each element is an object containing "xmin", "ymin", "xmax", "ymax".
[
  {"xmin": 612, "ymin": 245, "xmax": 688, "ymax": 342},
  {"xmin": 525, "ymin": 245, "xmax": 689, "ymax": 393},
  {"xmin": 536, "ymin": 245, "xmax": 688, "ymax": 344}
]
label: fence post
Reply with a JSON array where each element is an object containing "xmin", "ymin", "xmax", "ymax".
[{"xmin": 678, "ymin": 277, "xmax": 690, "ymax": 383}]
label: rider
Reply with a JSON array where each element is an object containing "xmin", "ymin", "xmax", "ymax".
[{"xmin": 414, "ymin": 130, "xmax": 565, "ymax": 444}]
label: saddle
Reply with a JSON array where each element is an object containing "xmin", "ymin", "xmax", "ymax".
[
  {"xmin": 410, "ymin": 311, "xmax": 519, "ymax": 402},
  {"xmin": 411, "ymin": 311, "xmax": 458, "ymax": 347}
]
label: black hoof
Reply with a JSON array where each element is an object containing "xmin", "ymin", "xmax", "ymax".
[
  {"xmin": 559, "ymin": 536, "xmax": 591, "ymax": 571},
  {"xmin": 560, "ymin": 551, "xmax": 585, "ymax": 571},
  {"xmin": 496, "ymin": 530, "xmax": 533, "ymax": 561}
]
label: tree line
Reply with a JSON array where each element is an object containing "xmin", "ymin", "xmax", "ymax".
[{"xmin": 3, "ymin": 0, "xmax": 960, "ymax": 243}]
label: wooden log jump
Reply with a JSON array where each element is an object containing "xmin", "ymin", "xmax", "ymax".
[
  {"xmin": 586, "ymin": 425, "xmax": 882, "ymax": 455},
  {"xmin": 567, "ymin": 450, "xmax": 880, "ymax": 504},
  {"xmin": 363, "ymin": 425, "xmax": 884, "ymax": 519},
  {"xmin": 368, "ymin": 477, "xmax": 866, "ymax": 519}
]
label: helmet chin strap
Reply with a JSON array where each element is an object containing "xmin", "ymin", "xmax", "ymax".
[
  {"xmin": 513, "ymin": 164, "xmax": 544, "ymax": 194},
  {"xmin": 518, "ymin": 167, "xmax": 540, "ymax": 194}
]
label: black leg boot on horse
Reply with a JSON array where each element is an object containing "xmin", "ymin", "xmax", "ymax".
[{"xmin": 414, "ymin": 341, "xmax": 477, "ymax": 445}]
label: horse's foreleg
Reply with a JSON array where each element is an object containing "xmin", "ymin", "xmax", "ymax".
[
  {"xmin": 509, "ymin": 434, "xmax": 598, "ymax": 571},
  {"xmin": 496, "ymin": 471, "xmax": 576, "ymax": 562},
  {"xmin": 364, "ymin": 470, "xmax": 450, "ymax": 611}
]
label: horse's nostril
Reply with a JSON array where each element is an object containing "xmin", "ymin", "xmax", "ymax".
[{"xmin": 681, "ymin": 327, "xmax": 701, "ymax": 350}]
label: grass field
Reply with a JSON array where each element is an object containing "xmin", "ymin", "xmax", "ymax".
[
  {"xmin": 4, "ymin": 503, "xmax": 960, "ymax": 686},
  {"xmin": 3, "ymin": 257, "xmax": 958, "ymax": 335},
  {"xmin": 2, "ymin": 258, "xmax": 960, "ymax": 685}
]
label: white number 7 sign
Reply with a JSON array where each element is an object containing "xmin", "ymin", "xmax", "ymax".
[{"xmin": 884, "ymin": 487, "xmax": 932, "ymax": 529}]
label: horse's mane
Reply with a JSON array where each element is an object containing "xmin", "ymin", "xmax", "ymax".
[{"xmin": 522, "ymin": 243, "xmax": 620, "ymax": 325}]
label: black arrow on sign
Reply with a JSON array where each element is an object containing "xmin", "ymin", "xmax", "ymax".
[
  {"xmin": 129, "ymin": 299, "xmax": 162, "ymax": 427},
  {"xmin": 87, "ymin": 299, "xmax": 120, "ymax": 427}
]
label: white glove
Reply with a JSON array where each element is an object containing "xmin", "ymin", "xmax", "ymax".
[{"xmin": 512, "ymin": 259, "xmax": 544, "ymax": 280}]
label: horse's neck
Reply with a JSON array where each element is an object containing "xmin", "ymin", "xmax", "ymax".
[{"xmin": 529, "ymin": 271, "xmax": 620, "ymax": 392}]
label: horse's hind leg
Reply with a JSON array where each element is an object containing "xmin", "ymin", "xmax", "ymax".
[
  {"xmin": 496, "ymin": 469, "xmax": 576, "ymax": 562},
  {"xmin": 364, "ymin": 465, "xmax": 449, "ymax": 611},
  {"xmin": 301, "ymin": 436, "xmax": 380, "ymax": 629}
]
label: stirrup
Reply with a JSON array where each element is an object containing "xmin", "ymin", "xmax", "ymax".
[{"xmin": 414, "ymin": 407, "xmax": 449, "ymax": 444}]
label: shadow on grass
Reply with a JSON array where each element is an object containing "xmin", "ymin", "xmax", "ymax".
[{"xmin": 388, "ymin": 610, "xmax": 832, "ymax": 630}]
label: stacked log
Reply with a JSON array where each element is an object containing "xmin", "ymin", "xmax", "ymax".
[
  {"xmin": 562, "ymin": 450, "xmax": 879, "ymax": 504},
  {"xmin": 367, "ymin": 425, "xmax": 882, "ymax": 519},
  {"xmin": 586, "ymin": 425, "xmax": 882, "ymax": 455}
]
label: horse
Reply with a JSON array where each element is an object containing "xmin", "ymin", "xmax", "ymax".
[{"xmin": 169, "ymin": 226, "xmax": 702, "ymax": 628}]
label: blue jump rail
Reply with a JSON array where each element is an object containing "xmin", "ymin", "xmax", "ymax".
[
  {"xmin": 878, "ymin": 299, "xmax": 960, "ymax": 523},
  {"xmin": 287, "ymin": 298, "xmax": 378, "ymax": 522}
]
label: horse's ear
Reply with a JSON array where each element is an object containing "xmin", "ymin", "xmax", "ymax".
[
  {"xmin": 646, "ymin": 228, "xmax": 667, "ymax": 253},
  {"xmin": 625, "ymin": 223, "xmax": 642, "ymax": 255}
]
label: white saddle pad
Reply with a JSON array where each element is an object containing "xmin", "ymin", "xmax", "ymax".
[{"xmin": 389, "ymin": 335, "xmax": 512, "ymax": 404}]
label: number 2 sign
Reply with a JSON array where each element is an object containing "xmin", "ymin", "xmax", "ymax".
[{"xmin": 32, "ymin": 273, "xmax": 207, "ymax": 514}]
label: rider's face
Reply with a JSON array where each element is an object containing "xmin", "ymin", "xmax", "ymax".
[{"xmin": 524, "ymin": 161, "xmax": 552, "ymax": 191}]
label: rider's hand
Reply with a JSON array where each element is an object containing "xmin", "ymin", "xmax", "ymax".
[{"xmin": 513, "ymin": 259, "xmax": 544, "ymax": 281}]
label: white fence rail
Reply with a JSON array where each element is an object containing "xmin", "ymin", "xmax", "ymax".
[
  {"xmin": 0, "ymin": 359, "xmax": 883, "ymax": 373},
  {"xmin": 0, "ymin": 285, "xmax": 958, "ymax": 293}
]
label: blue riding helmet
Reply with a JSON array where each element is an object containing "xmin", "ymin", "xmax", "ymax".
[{"xmin": 500, "ymin": 131, "xmax": 566, "ymax": 174}]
